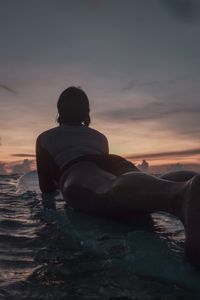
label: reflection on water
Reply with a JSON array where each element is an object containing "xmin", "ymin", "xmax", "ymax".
[
  {"xmin": 0, "ymin": 174, "xmax": 200, "ymax": 299},
  {"xmin": 0, "ymin": 176, "xmax": 41, "ymax": 289}
]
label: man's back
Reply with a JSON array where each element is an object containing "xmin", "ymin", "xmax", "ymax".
[{"xmin": 37, "ymin": 125, "xmax": 109, "ymax": 170}]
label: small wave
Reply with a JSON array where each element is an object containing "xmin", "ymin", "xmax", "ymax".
[{"xmin": 0, "ymin": 220, "xmax": 36, "ymax": 228}]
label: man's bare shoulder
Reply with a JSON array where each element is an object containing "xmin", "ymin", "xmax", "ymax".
[
  {"xmin": 37, "ymin": 125, "xmax": 108, "ymax": 143},
  {"xmin": 36, "ymin": 126, "xmax": 60, "ymax": 141}
]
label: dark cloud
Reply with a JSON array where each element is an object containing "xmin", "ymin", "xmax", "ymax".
[
  {"xmin": 122, "ymin": 80, "xmax": 161, "ymax": 91},
  {"xmin": 98, "ymin": 100, "xmax": 200, "ymax": 141},
  {"xmin": 99, "ymin": 102, "xmax": 200, "ymax": 122},
  {"xmin": 0, "ymin": 83, "xmax": 16, "ymax": 95},
  {"xmin": 162, "ymin": 0, "xmax": 199, "ymax": 21},
  {"xmin": 11, "ymin": 153, "xmax": 35, "ymax": 157},
  {"xmin": 121, "ymin": 73, "xmax": 200, "ymax": 92},
  {"xmin": 126, "ymin": 148, "xmax": 200, "ymax": 160}
]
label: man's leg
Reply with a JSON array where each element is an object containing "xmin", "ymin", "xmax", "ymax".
[
  {"xmin": 109, "ymin": 172, "xmax": 186, "ymax": 219},
  {"xmin": 110, "ymin": 172, "xmax": 200, "ymax": 265},
  {"xmin": 62, "ymin": 163, "xmax": 200, "ymax": 265},
  {"xmin": 160, "ymin": 170, "xmax": 198, "ymax": 182}
]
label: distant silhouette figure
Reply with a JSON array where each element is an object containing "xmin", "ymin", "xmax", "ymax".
[
  {"xmin": 138, "ymin": 160, "xmax": 149, "ymax": 173},
  {"xmin": 36, "ymin": 86, "xmax": 200, "ymax": 266}
]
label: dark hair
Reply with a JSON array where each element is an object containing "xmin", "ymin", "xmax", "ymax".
[{"xmin": 57, "ymin": 86, "xmax": 90, "ymax": 126}]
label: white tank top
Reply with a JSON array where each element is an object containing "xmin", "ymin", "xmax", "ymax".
[
  {"xmin": 37, "ymin": 125, "xmax": 109, "ymax": 169},
  {"xmin": 36, "ymin": 125, "xmax": 109, "ymax": 192}
]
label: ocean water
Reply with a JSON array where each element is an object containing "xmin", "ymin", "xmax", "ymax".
[{"xmin": 1, "ymin": 172, "xmax": 200, "ymax": 300}]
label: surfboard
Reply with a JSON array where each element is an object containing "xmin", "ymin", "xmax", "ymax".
[{"xmin": 17, "ymin": 171, "xmax": 200, "ymax": 291}]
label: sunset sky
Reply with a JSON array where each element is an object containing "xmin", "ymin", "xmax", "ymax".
[{"xmin": 1, "ymin": 0, "xmax": 200, "ymax": 167}]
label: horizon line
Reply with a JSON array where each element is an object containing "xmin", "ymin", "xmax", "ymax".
[
  {"xmin": 1, "ymin": 147, "xmax": 200, "ymax": 163},
  {"xmin": 125, "ymin": 148, "xmax": 200, "ymax": 160}
]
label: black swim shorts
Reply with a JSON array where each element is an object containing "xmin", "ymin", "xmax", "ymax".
[{"xmin": 61, "ymin": 154, "xmax": 140, "ymax": 177}]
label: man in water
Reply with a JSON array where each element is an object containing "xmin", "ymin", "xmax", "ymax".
[{"xmin": 36, "ymin": 86, "xmax": 200, "ymax": 266}]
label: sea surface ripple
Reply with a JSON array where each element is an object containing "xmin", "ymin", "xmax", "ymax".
[{"xmin": 0, "ymin": 174, "xmax": 200, "ymax": 300}]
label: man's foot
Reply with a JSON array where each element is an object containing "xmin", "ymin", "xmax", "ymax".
[{"xmin": 184, "ymin": 175, "xmax": 200, "ymax": 266}]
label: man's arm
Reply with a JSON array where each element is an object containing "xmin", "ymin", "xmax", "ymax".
[
  {"xmin": 102, "ymin": 134, "xmax": 109, "ymax": 154},
  {"xmin": 36, "ymin": 135, "xmax": 59, "ymax": 193}
]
